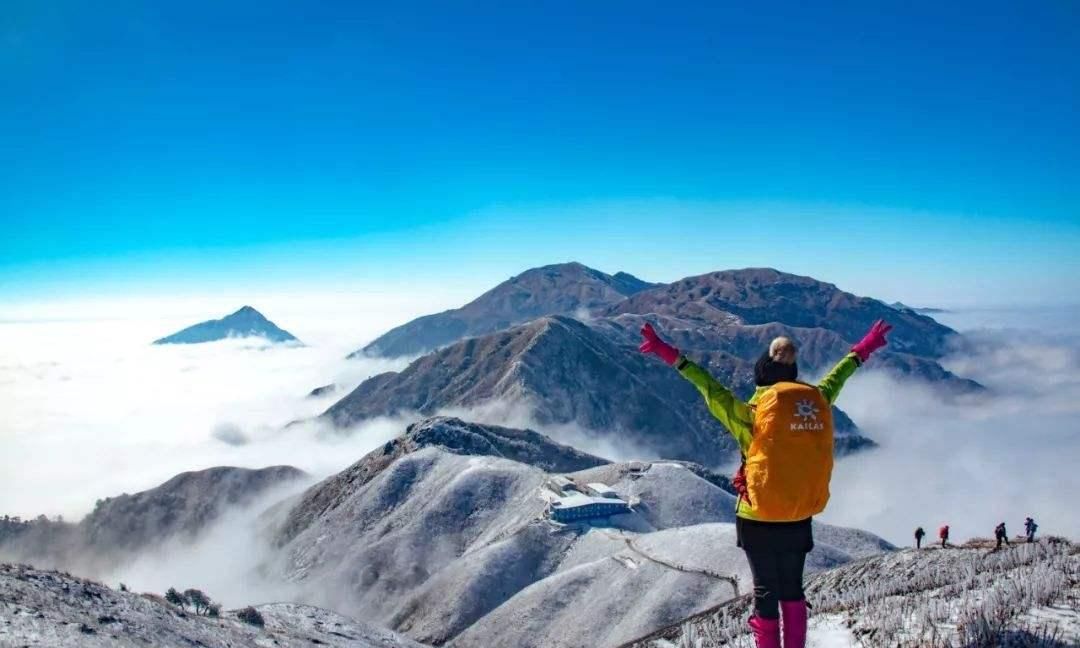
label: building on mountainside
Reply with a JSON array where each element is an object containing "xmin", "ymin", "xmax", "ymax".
[
  {"xmin": 548, "ymin": 476, "xmax": 581, "ymax": 493},
  {"xmin": 585, "ymin": 483, "xmax": 620, "ymax": 499},
  {"xmin": 549, "ymin": 492, "xmax": 630, "ymax": 522}
]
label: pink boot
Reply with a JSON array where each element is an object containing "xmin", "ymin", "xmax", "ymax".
[
  {"xmin": 780, "ymin": 600, "xmax": 808, "ymax": 648},
  {"xmin": 748, "ymin": 615, "xmax": 781, "ymax": 648}
]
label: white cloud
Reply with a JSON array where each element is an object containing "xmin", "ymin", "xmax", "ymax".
[
  {"xmin": 821, "ymin": 307, "xmax": 1080, "ymax": 546},
  {"xmin": 0, "ymin": 301, "xmax": 417, "ymax": 520},
  {"xmin": 211, "ymin": 422, "xmax": 250, "ymax": 446},
  {"xmin": 104, "ymin": 481, "xmax": 313, "ymax": 607}
]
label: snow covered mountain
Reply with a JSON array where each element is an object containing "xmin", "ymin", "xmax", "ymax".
[
  {"xmin": 0, "ymin": 563, "xmax": 426, "ymax": 648},
  {"xmin": 152, "ymin": 306, "xmax": 300, "ymax": 345},
  {"xmin": 324, "ymin": 316, "xmax": 871, "ymax": 465},
  {"xmin": 354, "ymin": 262, "xmax": 657, "ymax": 358},
  {"xmin": 1, "ymin": 417, "xmax": 896, "ymax": 647},
  {"xmin": 621, "ymin": 538, "xmax": 1079, "ymax": 648},
  {"xmin": 264, "ymin": 417, "xmax": 893, "ymax": 647}
]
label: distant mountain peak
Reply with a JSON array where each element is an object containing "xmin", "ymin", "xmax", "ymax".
[
  {"xmin": 354, "ymin": 262, "xmax": 657, "ymax": 358},
  {"xmin": 323, "ymin": 313, "xmax": 873, "ymax": 466},
  {"xmin": 153, "ymin": 306, "xmax": 300, "ymax": 345},
  {"xmin": 606, "ymin": 267, "xmax": 958, "ymax": 359}
]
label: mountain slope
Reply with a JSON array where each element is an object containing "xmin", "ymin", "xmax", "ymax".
[
  {"xmin": 342, "ymin": 263, "xmax": 979, "ymax": 470},
  {"xmin": 325, "ymin": 316, "xmax": 869, "ymax": 465},
  {"xmin": 269, "ymin": 446, "xmax": 572, "ymax": 642},
  {"xmin": 1, "ymin": 418, "xmax": 893, "ymax": 648},
  {"xmin": 605, "ymin": 268, "xmax": 957, "ymax": 359},
  {"xmin": 354, "ymin": 262, "xmax": 656, "ymax": 358},
  {"xmin": 622, "ymin": 539, "xmax": 1079, "ymax": 648},
  {"xmin": 0, "ymin": 563, "xmax": 426, "ymax": 648},
  {"xmin": 81, "ymin": 465, "xmax": 306, "ymax": 552},
  {"xmin": 455, "ymin": 521, "xmax": 889, "ymax": 648},
  {"xmin": 274, "ymin": 417, "xmax": 608, "ymax": 545},
  {"xmin": 153, "ymin": 306, "xmax": 300, "ymax": 345},
  {"xmin": 264, "ymin": 418, "xmax": 892, "ymax": 647},
  {"xmin": 596, "ymin": 270, "xmax": 980, "ymax": 392},
  {"xmin": 590, "ymin": 312, "xmax": 978, "ymax": 390},
  {"xmin": 0, "ymin": 466, "xmax": 306, "ymax": 574}
]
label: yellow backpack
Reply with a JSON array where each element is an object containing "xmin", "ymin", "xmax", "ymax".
[{"xmin": 744, "ymin": 382, "xmax": 834, "ymax": 522}]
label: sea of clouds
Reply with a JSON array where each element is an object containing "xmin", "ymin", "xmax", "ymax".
[
  {"xmin": 821, "ymin": 305, "xmax": 1080, "ymax": 546},
  {"xmin": 0, "ymin": 293, "xmax": 438, "ymax": 520},
  {"xmin": 1, "ymin": 293, "xmax": 1077, "ymax": 577}
]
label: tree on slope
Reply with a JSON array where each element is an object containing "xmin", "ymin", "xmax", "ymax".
[
  {"xmin": 165, "ymin": 587, "xmax": 187, "ymax": 610},
  {"xmin": 184, "ymin": 588, "xmax": 211, "ymax": 615},
  {"xmin": 238, "ymin": 606, "xmax": 265, "ymax": 627}
]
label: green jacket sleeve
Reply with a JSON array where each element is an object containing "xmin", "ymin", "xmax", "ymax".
[
  {"xmin": 816, "ymin": 352, "xmax": 862, "ymax": 405},
  {"xmin": 676, "ymin": 356, "xmax": 754, "ymax": 453}
]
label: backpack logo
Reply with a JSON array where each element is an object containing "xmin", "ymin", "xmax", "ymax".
[
  {"xmin": 791, "ymin": 399, "xmax": 824, "ymax": 431},
  {"xmin": 795, "ymin": 399, "xmax": 819, "ymax": 420}
]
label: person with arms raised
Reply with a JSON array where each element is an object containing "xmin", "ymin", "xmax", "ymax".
[{"xmin": 640, "ymin": 320, "xmax": 892, "ymax": 648}]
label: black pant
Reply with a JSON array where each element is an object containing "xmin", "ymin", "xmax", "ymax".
[
  {"xmin": 744, "ymin": 549, "xmax": 806, "ymax": 619},
  {"xmin": 916, "ymin": 536, "xmax": 922, "ymax": 549}
]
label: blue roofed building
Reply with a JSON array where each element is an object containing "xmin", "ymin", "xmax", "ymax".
[{"xmin": 549, "ymin": 491, "xmax": 629, "ymax": 523}]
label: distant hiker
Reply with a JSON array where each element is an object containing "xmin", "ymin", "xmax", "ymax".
[
  {"xmin": 939, "ymin": 525, "xmax": 949, "ymax": 548},
  {"xmin": 914, "ymin": 526, "xmax": 925, "ymax": 549},
  {"xmin": 641, "ymin": 319, "xmax": 892, "ymax": 648},
  {"xmin": 1025, "ymin": 517, "xmax": 1038, "ymax": 543},
  {"xmin": 995, "ymin": 522, "xmax": 1009, "ymax": 549}
]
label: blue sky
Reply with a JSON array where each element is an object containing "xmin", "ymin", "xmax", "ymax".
[{"xmin": 2, "ymin": 1, "xmax": 1078, "ymax": 307}]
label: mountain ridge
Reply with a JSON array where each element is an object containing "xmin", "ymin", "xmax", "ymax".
[
  {"xmin": 603, "ymin": 267, "xmax": 959, "ymax": 359},
  {"xmin": 1, "ymin": 418, "xmax": 896, "ymax": 648},
  {"xmin": 353, "ymin": 262, "xmax": 656, "ymax": 358},
  {"xmin": 353, "ymin": 263, "xmax": 979, "ymax": 394},
  {"xmin": 264, "ymin": 416, "xmax": 893, "ymax": 647},
  {"xmin": 325, "ymin": 315, "xmax": 871, "ymax": 465},
  {"xmin": 0, "ymin": 465, "xmax": 307, "ymax": 575}
]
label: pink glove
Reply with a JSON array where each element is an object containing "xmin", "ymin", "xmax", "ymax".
[
  {"xmin": 639, "ymin": 323, "xmax": 680, "ymax": 365},
  {"xmin": 851, "ymin": 319, "xmax": 893, "ymax": 362}
]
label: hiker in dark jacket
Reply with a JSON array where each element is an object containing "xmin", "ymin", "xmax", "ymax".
[
  {"xmin": 914, "ymin": 526, "xmax": 925, "ymax": 549},
  {"xmin": 995, "ymin": 522, "xmax": 1009, "ymax": 549},
  {"xmin": 1025, "ymin": 517, "xmax": 1038, "ymax": 543}
]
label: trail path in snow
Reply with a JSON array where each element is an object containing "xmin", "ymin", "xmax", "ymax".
[{"xmin": 600, "ymin": 529, "xmax": 741, "ymax": 596}]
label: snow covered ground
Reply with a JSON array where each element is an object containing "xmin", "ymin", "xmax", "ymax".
[
  {"xmin": 623, "ymin": 539, "xmax": 1080, "ymax": 648},
  {"xmin": 269, "ymin": 439, "xmax": 894, "ymax": 648},
  {"xmin": 0, "ymin": 563, "xmax": 426, "ymax": 647},
  {"xmin": 0, "ymin": 419, "xmax": 898, "ymax": 648}
]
